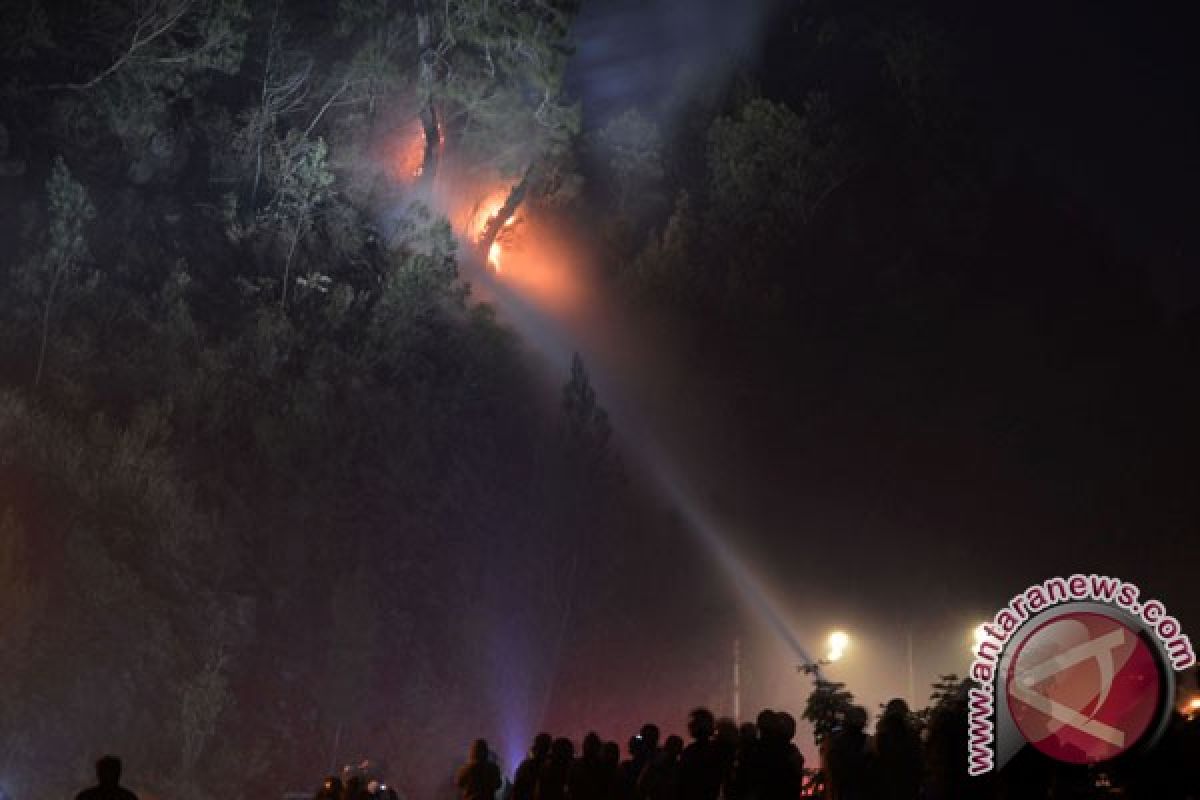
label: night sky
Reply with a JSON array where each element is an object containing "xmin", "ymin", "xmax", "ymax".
[{"xmin": 565, "ymin": 0, "xmax": 1200, "ymax": 706}]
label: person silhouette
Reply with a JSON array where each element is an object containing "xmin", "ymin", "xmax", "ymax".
[
  {"xmin": 678, "ymin": 709, "xmax": 723, "ymax": 800},
  {"xmin": 637, "ymin": 736, "xmax": 682, "ymax": 800},
  {"xmin": 514, "ymin": 733, "xmax": 553, "ymax": 800},
  {"xmin": 873, "ymin": 699, "xmax": 920, "ymax": 800},
  {"xmin": 536, "ymin": 738, "xmax": 575, "ymax": 800},
  {"xmin": 569, "ymin": 732, "xmax": 605, "ymax": 800},
  {"xmin": 456, "ymin": 740, "xmax": 502, "ymax": 800},
  {"xmin": 826, "ymin": 706, "xmax": 872, "ymax": 800},
  {"xmin": 75, "ymin": 756, "xmax": 137, "ymax": 800}
]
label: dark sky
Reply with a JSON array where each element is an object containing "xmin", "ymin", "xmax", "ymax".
[{"xmin": 562, "ymin": 0, "xmax": 1200, "ymax": 710}]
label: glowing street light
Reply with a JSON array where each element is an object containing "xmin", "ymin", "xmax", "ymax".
[
  {"xmin": 972, "ymin": 623, "xmax": 989, "ymax": 653},
  {"xmin": 828, "ymin": 630, "xmax": 850, "ymax": 662},
  {"xmin": 799, "ymin": 630, "xmax": 851, "ymax": 676}
]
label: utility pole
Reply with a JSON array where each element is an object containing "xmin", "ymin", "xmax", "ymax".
[
  {"xmin": 732, "ymin": 637, "xmax": 741, "ymax": 723},
  {"xmin": 906, "ymin": 626, "xmax": 915, "ymax": 706}
]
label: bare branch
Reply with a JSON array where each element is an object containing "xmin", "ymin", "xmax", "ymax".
[{"xmin": 44, "ymin": 0, "xmax": 195, "ymax": 91}]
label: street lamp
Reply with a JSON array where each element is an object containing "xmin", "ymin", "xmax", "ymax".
[
  {"xmin": 798, "ymin": 630, "xmax": 850, "ymax": 676},
  {"xmin": 828, "ymin": 631, "xmax": 849, "ymax": 661},
  {"xmin": 971, "ymin": 623, "xmax": 988, "ymax": 654}
]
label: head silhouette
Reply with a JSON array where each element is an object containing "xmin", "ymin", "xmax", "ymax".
[
  {"xmin": 583, "ymin": 732, "xmax": 603, "ymax": 761},
  {"xmin": 551, "ymin": 737, "xmax": 575, "ymax": 764},
  {"xmin": 663, "ymin": 735, "xmax": 684, "ymax": 758},
  {"xmin": 469, "ymin": 739, "xmax": 490, "ymax": 763},
  {"xmin": 95, "ymin": 756, "xmax": 122, "ymax": 788},
  {"xmin": 845, "ymin": 706, "xmax": 868, "ymax": 732},
  {"xmin": 715, "ymin": 717, "xmax": 738, "ymax": 746},
  {"xmin": 687, "ymin": 708, "xmax": 716, "ymax": 742},
  {"xmin": 883, "ymin": 698, "xmax": 910, "ymax": 718},
  {"xmin": 639, "ymin": 723, "xmax": 660, "ymax": 751},
  {"xmin": 777, "ymin": 712, "xmax": 797, "ymax": 743},
  {"xmin": 756, "ymin": 709, "xmax": 779, "ymax": 740},
  {"xmin": 532, "ymin": 733, "xmax": 553, "ymax": 759},
  {"xmin": 628, "ymin": 734, "xmax": 645, "ymax": 759}
]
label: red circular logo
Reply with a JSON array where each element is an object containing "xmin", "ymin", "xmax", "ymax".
[{"xmin": 1006, "ymin": 611, "xmax": 1162, "ymax": 764}]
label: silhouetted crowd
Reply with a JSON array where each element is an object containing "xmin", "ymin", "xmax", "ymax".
[
  {"xmin": 453, "ymin": 705, "xmax": 916, "ymax": 800},
  {"xmin": 68, "ymin": 699, "xmax": 1200, "ymax": 800},
  {"xmin": 448, "ymin": 700, "xmax": 1200, "ymax": 800},
  {"xmin": 314, "ymin": 761, "xmax": 403, "ymax": 800}
]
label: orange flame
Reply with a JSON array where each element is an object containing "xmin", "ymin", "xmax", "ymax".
[
  {"xmin": 390, "ymin": 120, "xmax": 426, "ymax": 182},
  {"xmin": 467, "ymin": 190, "xmax": 519, "ymax": 270}
]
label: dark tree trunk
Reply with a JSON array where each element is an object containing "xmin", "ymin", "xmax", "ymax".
[
  {"xmin": 415, "ymin": 0, "xmax": 441, "ymax": 191},
  {"xmin": 418, "ymin": 102, "xmax": 440, "ymax": 190},
  {"xmin": 478, "ymin": 164, "xmax": 534, "ymax": 260}
]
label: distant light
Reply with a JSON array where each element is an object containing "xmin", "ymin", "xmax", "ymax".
[
  {"xmin": 827, "ymin": 630, "xmax": 849, "ymax": 662},
  {"xmin": 1189, "ymin": 697, "xmax": 1200, "ymax": 711},
  {"xmin": 972, "ymin": 624, "xmax": 989, "ymax": 651}
]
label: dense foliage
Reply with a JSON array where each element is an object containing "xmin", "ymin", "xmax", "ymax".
[{"xmin": 0, "ymin": 3, "xmax": 616, "ymax": 799}]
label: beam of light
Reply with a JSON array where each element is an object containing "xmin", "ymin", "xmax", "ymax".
[
  {"xmin": 382, "ymin": 158, "xmax": 821, "ymax": 767},
  {"xmin": 461, "ymin": 250, "xmax": 820, "ymax": 672}
]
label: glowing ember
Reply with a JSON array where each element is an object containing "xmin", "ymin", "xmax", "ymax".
[{"xmin": 390, "ymin": 120, "xmax": 426, "ymax": 182}]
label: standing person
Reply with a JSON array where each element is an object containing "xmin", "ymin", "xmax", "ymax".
[
  {"xmin": 713, "ymin": 718, "xmax": 739, "ymax": 800},
  {"xmin": 639, "ymin": 725, "xmax": 661, "ymax": 760},
  {"xmin": 513, "ymin": 734, "xmax": 553, "ymax": 800},
  {"xmin": 620, "ymin": 734, "xmax": 648, "ymax": 800},
  {"xmin": 766, "ymin": 713, "xmax": 804, "ymax": 800},
  {"xmin": 725, "ymin": 722, "xmax": 758, "ymax": 800},
  {"xmin": 638, "ymin": 735, "xmax": 683, "ymax": 800},
  {"xmin": 569, "ymin": 733, "xmax": 605, "ymax": 800},
  {"xmin": 536, "ymin": 738, "xmax": 575, "ymax": 800},
  {"xmin": 826, "ymin": 707, "xmax": 872, "ymax": 800},
  {"xmin": 627, "ymin": 724, "xmax": 660, "ymax": 800},
  {"xmin": 457, "ymin": 740, "xmax": 503, "ymax": 800},
  {"xmin": 75, "ymin": 756, "xmax": 137, "ymax": 800},
  {"xmin": 599, "ymin": 741, "xmax": 622, "ymax": 800},
  {"xmin": 342, "ymin": 775, "xmax": 367, "ymax": 800},
  {"xmin": 678, "ymin": 708, "xmax": 723, "ymax": 800},
  {"xmin": 873, "ymin": 699, "xmax": 920, "ymax": 800}
]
